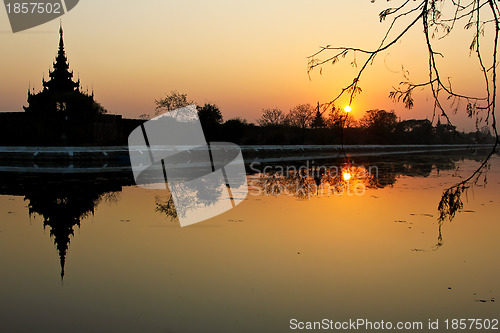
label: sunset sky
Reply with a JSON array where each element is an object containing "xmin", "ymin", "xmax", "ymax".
[{"xmin": 0, "ymin": 0, "xmax": 492, "ymax": 131}]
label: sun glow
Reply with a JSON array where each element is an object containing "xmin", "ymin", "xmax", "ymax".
[
  {"xmin": 343, "ymin": 172, "xmax": 352, "ymax": 181},
  {"xmin": 344, "ymin": 105, "xmax": 352, "ymax": 113}
]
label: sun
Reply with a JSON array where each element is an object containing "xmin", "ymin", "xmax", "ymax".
[
  {"xmin": 344, "ymin": 105, "xmax": 352, "ymax": 113},
  {"xmin": 343, "ymin": 172, "xmax": 351, "ymax": 181}
]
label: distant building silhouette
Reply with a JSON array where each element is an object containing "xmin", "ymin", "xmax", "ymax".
[
  {"xmin": 0, "ymin": 25, "xmax": 142, "ymax": 146},
  {"xmin": 311, "ymin": 102, "xmax": 326, "ymax": 128}
]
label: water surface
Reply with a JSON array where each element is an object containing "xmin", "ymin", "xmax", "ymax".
[{"xmin": 0, "ymin": 151, "xmax": 499, "ymax": 332}]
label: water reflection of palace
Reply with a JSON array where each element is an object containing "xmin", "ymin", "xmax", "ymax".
[{"xmin": 0, "ymin": 172, "xmax": 134, "ymax": 280}]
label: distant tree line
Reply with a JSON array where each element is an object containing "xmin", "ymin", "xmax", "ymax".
[{"xmin": 153, "ymin": 91, "xmax": 495, "ymax": 145}]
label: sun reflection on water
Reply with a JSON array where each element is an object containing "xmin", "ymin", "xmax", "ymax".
[{"xmin": 251, "ymin": 163, "xmax": 380, "ymax": 199}]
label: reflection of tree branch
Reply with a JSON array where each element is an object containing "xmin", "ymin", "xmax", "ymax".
[
  {"xmin": 438, "ymin": 141, "xmax": 497, "ymax": 223},
  {"xmin": 436, "ymin": 140, "xmax": 497, "ymax": 248},
  {"xmin": 154, "ymin": 180, "xmax": 224, "ymax": 220},
  {"xmin": 155, "ymin": 195, "xmax": 177, "ymax": 219}
]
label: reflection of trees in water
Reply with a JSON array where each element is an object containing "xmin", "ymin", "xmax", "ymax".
[
  {"xmin": 155, "ymin": 195, "xmax": 177, "ymax": 219},
  {"xmin": 155, "ymin": 150, "xmax": 496, "ymax": 249},
  {"xmin": 251, "ymin": 154, "xmax": 461, "ymax": 199},
  {"xmin": 0, "ymin": 173, "xmax": 129, "ymax": 281},
  {"xmin": 155, "ymin": 144, "xmax": 246, "ymax": 221},
  {"xmin": 255, "ymin": 164, "xmax": 380, "ymax": 199},
  {"xmin": 155, "ymin": 178, "xmax": 225, "ymax": 221},
  {"xmin": 250, "ymin": 151, "xmax": 497, "ymax": 249}
]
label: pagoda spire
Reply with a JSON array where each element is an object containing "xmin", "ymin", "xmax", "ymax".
[
  {"xmin": 311, "ymin": 101, "xmax": 326, "ymax": 128},
  {"xmin": 58, "ymin": 238, "xmax": 66, "ymax": 282},
  {"xmin": 58, "ymin": 22, "xmax": 65, "ymax": 59},
  {"xmin": 23, "ymin": 24, "xmax": 101, "ymax": 116},
  {"xmin": 42, "ymin": 23, "xmax": 80, "ymax": 92}
]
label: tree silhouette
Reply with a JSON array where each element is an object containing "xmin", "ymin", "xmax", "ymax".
[
  {"xmin": 395, "ymin": 119, "xmax": 433, "ymax": 144},
  {"xmin": 154, "ymin": 91, "xmax": 191, "ymax": 115},
  {"xmin": 326, "ymin": 106, "xmax": 356, "ymax": 129},
  {"xmin": 360, "ymin": 109, "xmax": 398, "ymax": 143},
  {"xmin": 197, "ymin": 103, "xmax": 223, "ymax": 127},
  {"xmin": 288, "ymin": 104, "xmax": 314, "ymax": 129},
  {"xmin": 196, "ymin": 103, "xmax": 223, "ymax": 140},
  {"xmin": 257, "ymin": 107, "xmax": 288, "ymax": 126}
]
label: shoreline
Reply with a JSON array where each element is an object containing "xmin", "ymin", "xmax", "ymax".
[{"xmin": 0, "ymin": 144, "xmax": 495, "ymax": 174}]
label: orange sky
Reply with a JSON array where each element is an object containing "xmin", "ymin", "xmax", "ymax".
[{"xmin": 0, "ymin": 0, "xmax": 493, "ymax": 131}]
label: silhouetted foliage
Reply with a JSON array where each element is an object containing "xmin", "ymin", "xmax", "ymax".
[
  {"xmin": 197, "ymin": 103, "xmax": 223, "ymax": 127},
  {"xmin": 325, "ymin": 106, "xmax": 356, "ymax": 130},
  {"xmin": 205, "ymin": 104, "xmax": 495, "ymax": 145},
  {"xmin": 257, "ymin": 108, "xmax": 288, "ymax": 127},
  {"xmin": 360, "ymin": 109, "xmax": 398, "ymax": 143},
  {"xmin": 155, "ymin": 195, "xmax": 177, "ymax": 219},
  {"xmin": 288, "ymin": 104, "xmax": 314, "ymax": 129},
  {"xmin": 154, "ymin": 91, "xmax": 191, "ymax": 115},
  {"xmin": 222, "ymin": 117, "xmax": 254, "ymax": 143},
  {"xmin": 395, "ymin": 119, "xmax": 433, "ymax": 144},
  {"xmin": 196, "ymin": 103, "xmax": 223, "ymax": 140},
  {"xmin": 434, "ymin": 119, "xmax": 458, "ymax": 144},
  {"xmin": 148, "ymin": 92, "xmax": 495, "ymax": 146}
]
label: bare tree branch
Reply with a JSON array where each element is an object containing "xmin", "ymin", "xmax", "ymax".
[{"xmin": 308, "ymin": 0, "xmax": 500, "ymax": 245}]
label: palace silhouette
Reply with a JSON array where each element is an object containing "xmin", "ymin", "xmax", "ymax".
[{"xmin": 0, "ymin": 25, "xmax": 142, "ymax": 146}]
